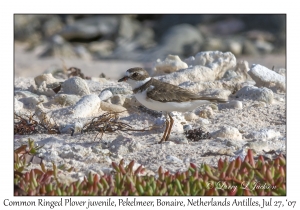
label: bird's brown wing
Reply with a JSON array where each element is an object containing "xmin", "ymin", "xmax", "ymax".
[{"xmin": 147, "ymin": 79, "xmax": 227, "ymax": 103}]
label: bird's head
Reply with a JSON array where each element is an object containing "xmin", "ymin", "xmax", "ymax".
[{"xmin": 118, "ymin": 67, "xmax": 151, "ymax": 89}]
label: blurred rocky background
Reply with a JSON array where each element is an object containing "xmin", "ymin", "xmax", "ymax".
[{"xmin": 14, "ymin": 14, "xmax": 286, "ymax": 79}]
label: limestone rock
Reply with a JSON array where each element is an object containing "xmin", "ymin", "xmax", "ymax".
[
  {"xmin": 160, "ymin": 24, "xmax": 203, "ymax": 56},
  {"xmin": 19, "ymin": 95, "xmax": 48, "ymax": 109},
  {"xmin": 193, "ymin": 51, "xmax": 236, "ymax": 79},
  {"xmin": 105, "ymin": 87, "xmax": 132, "ymax": 95},
  {"xmin": 198, "ymin": 106, "xmax": 214, "ymax": 119},
  {"xmin": 246, "ymin": 129, "xmax": 281, "ymax": 141},
  {"xmin": 154, "ymin": 54, "xmax": 188, "ymax": 75},
  {"xmin": 62, "ymin": 77, "xmax": 90, "ymax": 96},
  {"xmin": 235, "ymin": 85, "xmax": 273, "ymax": 104},
  {"xmin": 211, "ymin": 125, "xmax": 242, "ymax": 140},
  {"xmin": 29, "ymin": 81, "xmax": 56, "ymax": 97},
  {"xmin": 110, "ymin": 95, "xmax": 126, "ymax": 106},
  {"xmin": 72, "ymin": 95, "xmax": 101, "ymax": 118},
  {"xmin": 273, "ymin": 68, "xmax": 286, "ymax": 76},
  {"xmin": 40, "ymin": 35, "xmax": 79, "ymax": 59},
  {"xmin": 157, "ymin": 65, "xmax": 217, "ymax": 85},
  {"xmin": 218, "ymin": 100, "xmax": 243, "ymax": 110},
  {"xmin": 88, "ymin": 40, "xmax": 115, "ymax": 55},
  {"xmin": 60, "ymin": 16, "xmax": 119, "ymax": 40},
  {"xmin": 180, "ymin": 80, "xmax": 237, "ymax": 95},
  {"xmin": 233, "ymin": 60, "xmax": 252, "ymax": 81},
  {"xmin": 99, "ymin": 90, "xmax": 113, "ymax": 101},
  {"xmin": 184, "ymin": 56, "xmax": 195, "ymax": 67},
  {"xmin": 99, "ymin": 87, "xmax": 132, "ymax": 101},
  {"xmin": 34, "ymin": 73, "xmax": 59, "ymax": 87},
  {"xmin": 197, "ymin": 118, "xmax": 210, "ymax": 125},
  {"xmin": 222, "ymin": 69, "xmax": 238, "ymax": 80},
  {"xmin": 100, "ymin": 101, "xmax": 127, "ymax": 113},
  {"xmin": 34, "ymin": 102, "xmax": 55, "ymax": 126},
  {"xmin": 248, "ymin": 64, "xmax": 285, "ymax": 92},
  {"xmin": 14, "ymin": 90, "xmax": 39, "ymax": 99},
  {"xmin": 169, "ymin": 133, "xmax": 189, "ymax": 144},
  {"xmin": 156, "ymin": 51, "xmax": 236, "ymax": 85},
  {"xmin": 54, "ymin": 94, "xmax": 81, "ymax": 106},
  {"xmin": 184, "ymin": 112, "xmax": 198, "ymax": 121}
]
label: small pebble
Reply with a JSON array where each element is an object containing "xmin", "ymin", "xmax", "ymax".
[
  {"xmin": 100, "ymin": 101, "xmax": 127, "ymax": 113},
  {"xmin": 218, "ymin": 100, "xmax": 243, "ymax": 110}
]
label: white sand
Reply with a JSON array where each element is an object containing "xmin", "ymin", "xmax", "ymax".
[{"xmin": 14, "ymin": 43, "xmax": 286, "ymax": 181}]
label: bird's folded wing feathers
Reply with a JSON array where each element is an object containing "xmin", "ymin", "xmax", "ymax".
[{"xmin": 147, "ymin": 79, "xmax": 227, "ymax": 103}]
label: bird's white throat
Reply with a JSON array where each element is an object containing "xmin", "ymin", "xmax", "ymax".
[{"xmin": 126, "ymin": 77, "xmax": 151, "ymax": 90}]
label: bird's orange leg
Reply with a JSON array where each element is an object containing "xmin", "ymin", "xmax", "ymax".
[
  {"xmin": 158, "ymin": 113, "xmax": 169, "ymax": 144},
  {"xmin": 165, "ymin": 113, "xmax": 174, "ymax": 141}
]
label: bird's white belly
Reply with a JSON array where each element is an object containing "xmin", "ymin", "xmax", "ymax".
[{"xmin": 134, "ymin": 89, "xmax": 210, "ymax": 112}]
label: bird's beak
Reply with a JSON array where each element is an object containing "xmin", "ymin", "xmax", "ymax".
[{"xmin": 118, "ymin": 76, "xmax": 129, "ymax": 82}]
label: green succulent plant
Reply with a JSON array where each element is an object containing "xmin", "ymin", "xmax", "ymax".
[{"xmin": 14, "ymin": 140, "xmax": 286, "ymax": 196}]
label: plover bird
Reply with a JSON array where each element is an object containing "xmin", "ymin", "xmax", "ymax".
[{"xmin": 118, "ymin": 67, "xmax": 227, "ymax": 143}]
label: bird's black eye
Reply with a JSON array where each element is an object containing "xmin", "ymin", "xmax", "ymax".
[{"xmin": 132, "ymin": 72, "xmax": 139, "ymax": 77}]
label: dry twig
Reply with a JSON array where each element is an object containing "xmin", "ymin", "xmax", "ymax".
[
  {"xmin": 14, "ymin": 112, "xmax": 60, "ymax": 135},
  {"xmin": 81, "ymin": 112, "xmax": 158, "ymax": 141},
  {"xmin": 14, "ymin": 113, "xmax": 38, "ymax": 135}
]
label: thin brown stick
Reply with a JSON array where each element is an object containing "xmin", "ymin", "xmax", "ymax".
[{"xmin": 82, "ymin": 111, "xmax": 161, "ymax": 141}]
